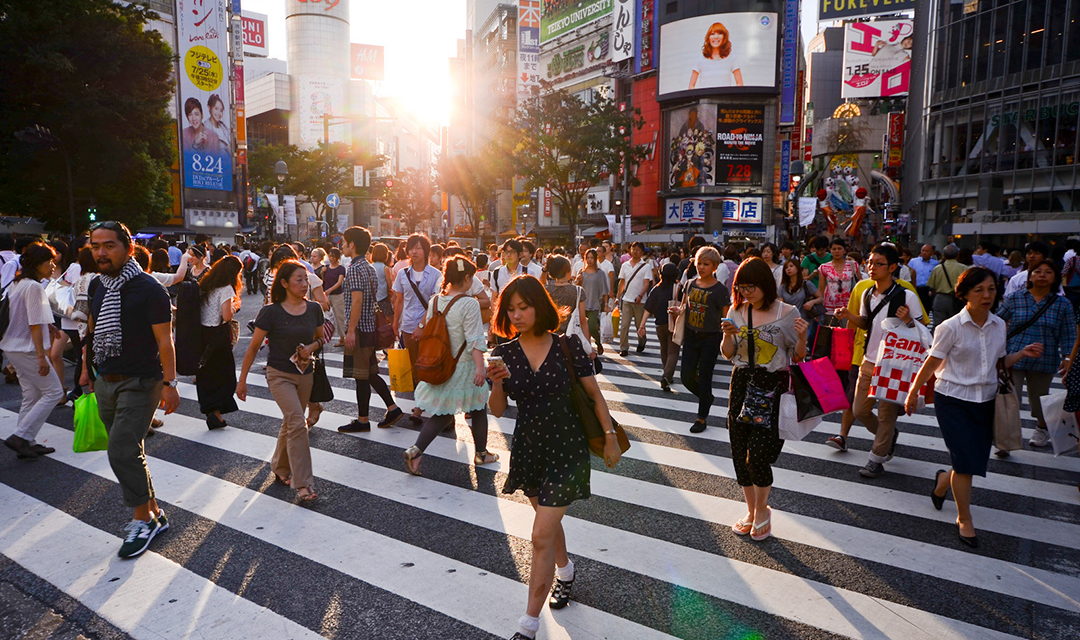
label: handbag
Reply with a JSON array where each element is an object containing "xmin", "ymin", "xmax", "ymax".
[
  {"xmin": 229, "ymin": 319, "xmax": 239, "ymax": 347},
  {"xmin": 73, "ymin": 393, "xmax": 109, "ymax": 452},
  {"xmin": 309, "ymin": 351, "xmax": 334, "ymax": 403},
  {"xmin": 556, "ymin": 335, "xmax": 630, "ymax": 458},
  {"xmin": 321, "ymin": 307, "xmax": 336, "ymax": 344},
  {"xmin": 671, "ymin": 284, "xmax": 687, "ymax": 346},
  {"xmin": 735, "ymin": 307, "xmax": 782, "ymax": 428},
  {"xmin": 1039, "ymin": 391, "xmax": 1080, "ymax": 457},
  {"xmin": 599, "ymin": 311, "xmax": 614, "ymax": 342},
  {"xmin": 993, "ymin": 359, "xmax": 1022, "ymax": 451},
  {"xmin": 566, "ymin": 288, "xmax": 595, "ymax": 354},
  {"xmin": 374, "ymin": 309, "xmax": 396, "ymax": 349},
  {"xmin": 804, "ymin": 282, "xmax": 825, "ymax": 319}
]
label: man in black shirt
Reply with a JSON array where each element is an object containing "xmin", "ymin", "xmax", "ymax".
[{"xmin": 85, "ymin": 222, "xmax": 180, "ymax": 559}]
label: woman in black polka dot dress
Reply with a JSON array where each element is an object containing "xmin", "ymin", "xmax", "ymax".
[{"xmin": 488, "ymin": 275, "xmax": 621, "ymax": 640}]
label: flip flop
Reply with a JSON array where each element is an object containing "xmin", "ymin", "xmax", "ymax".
[
  {"xmin": 731, "ymin": 517, "xmax": 753, "ymax": 536},
  {"xmin": 751, "ymin": 508, "xmax": 772, "ymax": 541}
]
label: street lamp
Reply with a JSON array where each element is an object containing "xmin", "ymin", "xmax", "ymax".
[
  {"xmin": 15, "ymin": 125, "xmax": 75, "ymax": 237},
  {"xmin": 275, "ymin": 160, "xmax": 288, "ymax": 240}
]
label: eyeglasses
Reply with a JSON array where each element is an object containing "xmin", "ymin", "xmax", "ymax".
[
  {"xmin": 735, "ymin": 284, "xmax": 758, "ymax": 293},
  {"xmin": 868, "ymin": 261, "xmax": 890, "ymax": 268}
]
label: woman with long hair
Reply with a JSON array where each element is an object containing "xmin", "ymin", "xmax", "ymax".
[
  {"xmin": 778, "ymin": 258, "xmax": 824, "ymax": 323},
  {"xmin": 721, "ymin": 258, "xmax": 808, "ymax": 541},
  {"xmin": 402, "ymin": 256, "xmax": 496, "ymax": 474},
  {"xmin": 578, "ymin": 249, "xmax": 610, "ymax": 354},
  {"xmin": 1, "ymin": 242, "xmax": 65, "ymax": 459},
  {"xmin": 197, "ymin": 255, "xmax": 243, "ymax": 430},
  {"xmin": 543, "ymin": 255, "xmax": 594, "ymax": 355},
  {"xmin": 322, "ymin": 247, "xmax": 347, "ymax": 346},
  {"xmin": 488, "ymin": 276, "xmax": 620, "ymax": 639},
  {"xmin": 237, "ymin": 260, "xmax": 325, "ymax": 502},
  {"xmin": 906, "ymin": 267, "xmax": 1042, "ymax": 548},
  {"xmin": 371, "ymin": 242, "xmax": 395, "ymax": 321},
  {"xmin": 761, "ymin": 242, "xmax": 783, "ymax": 285},
  {"xmin": 688, "ymin": 22, "xmax": 743, "ymax": 89}
]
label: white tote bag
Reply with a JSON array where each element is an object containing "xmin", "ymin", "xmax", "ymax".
[
  {"xmin": 566, "ymin": 288, "xmax": 595, "ymax": 355},
  {"xmin": 1039, "ymin": 391, "xmax": 1080, "ymax": 457},
  {"xmin": 599, "ymin": 311, "xmax": 614, "ymax": 342},
  {"xmin": 778, "ymin": 392, "xmax": 823, "ymax": 441}
]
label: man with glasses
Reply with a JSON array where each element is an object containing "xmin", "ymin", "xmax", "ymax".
[
  {"xmin": 837, "ymin": 243, "xmax": 924, "ymax": 478},
  {"xmin": 85, "ymin": 221, "xmax": 180, "ymax": 558}
]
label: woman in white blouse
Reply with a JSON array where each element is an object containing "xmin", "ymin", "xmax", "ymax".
[
  {"xmin": 1, "ymin": 242, "xmax": 65, "ymax": 459},
  {"xmin": 196, "ymin": 256, "xmax": 243, "ymax": 430},
  {"xmin": 905, "ymin": 266, "xmax": 1041, "ymax": 549}
]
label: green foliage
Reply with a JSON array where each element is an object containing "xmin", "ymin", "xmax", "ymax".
[
  {"xmin": 505, "ymin": 87, "xmax": 647, "ymax": 238},
  {"xmin": 0, "ymin": 0, "xmax": 175, "ymax": 232},
  {"xmin": 436, "ymin": 146, "xmax": 512, "ymax": 243},
  {"xmin": 379, "ymin": 168, "xmax": 440, "ymax": 234}
]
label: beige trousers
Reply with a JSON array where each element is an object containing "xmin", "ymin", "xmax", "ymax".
[{"xmin": 266, "ymin": 367, "xmax": 315, "ymax": 490}]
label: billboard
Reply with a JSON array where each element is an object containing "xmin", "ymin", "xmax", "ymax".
[
  {"xmin": 350, "ymin": 44, "xmax": 384, "ymax": 80},
  {"xmin": 842, "ymin": 19, "xmax": 913, "ymax": 98},
  {"xmin": 664, "ymin": 196, "xmax": 764, "ymax": 226},
  {"xmin": 819, "ymin": 0, "xmax": 914, "ymax": 21},
  {"xmin": 541, "ymin": 29, "xmax": 610, "ymax": 85},
  {"xmin": 297, "ymin": 76, "xmax": 346, "ymax": 146},
  {"xmin": 518, "ymin": 1, "xmax": 541, "ymax": 99},
  {"xmin": 611, "ymin": 0, "xmax": 634, "ymax": 63},
  {"xmin": 540, "ymin": 0, "xmax": 612, "ymax": 44},
  {"xmin": 887, "ymin": 112, "xmax": 904, "ymax": 167},
  {"xmin": 658, "ymin": 13, "xmax": 778, "ymax": 99},
  {"xmin": 241, "ymin": 11, "xmax": 269, "ymax": 57},
  {"xmin": 714, "ymin": 105, "xmax": 766, "ymax": 188},
  {"xmin": 178, "ymin": 0, "xmax": 232, "ymax": 191},
  {"xmin": 779, "ymin": 0, "xmax": 799, "ymax": 125},
  {"xmin": 667, "ymin": 104, "xmax": 717, "ymax": 189}
]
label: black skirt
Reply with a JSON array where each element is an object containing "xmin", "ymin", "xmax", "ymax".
[{"xmin": 196, "ymin": 323, "xmax": 238, "ymax": 415}]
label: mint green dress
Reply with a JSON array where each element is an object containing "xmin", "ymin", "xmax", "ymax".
[{"xmin": 413, "ymin": 295, "xmax": 490, "ymax": 416}]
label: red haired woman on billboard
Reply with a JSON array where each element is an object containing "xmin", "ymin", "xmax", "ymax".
[{"xmin": 689, "ymin": 22, "xmax": 744, "ymax": 89}]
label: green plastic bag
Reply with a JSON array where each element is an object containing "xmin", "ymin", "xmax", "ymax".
[{"xmin": 73, "ymin": 393, "xmax": 108, "ymax": 453}]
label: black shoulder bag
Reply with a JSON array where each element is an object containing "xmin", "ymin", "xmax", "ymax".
[
  {"xmin": 940, "ymin": 265, "xmax": 964, "ymax": 315},
  {"xmin": 1006, "ymin": 295, "xmax": 1055, "ymax": 340},
  {"xmin": 861, "ymin": 283, "xmax": 903, "ymax": 353},
  {"xmin": 735, "ymin": 307, "xmax": 781, "ymax": 429},
  {"xmin": 557, "ymin": 335, "xmax": 630, "ymax": 458}
]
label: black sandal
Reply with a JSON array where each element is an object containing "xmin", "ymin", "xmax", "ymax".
[{"xmin": 549, "ymin": 577, "xmax": 574, "ymax": 609}]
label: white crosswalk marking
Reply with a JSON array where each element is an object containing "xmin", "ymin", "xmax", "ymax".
[{"xmin": 2, "ymin": 337, "xmax": 1078, "ymax": 640}]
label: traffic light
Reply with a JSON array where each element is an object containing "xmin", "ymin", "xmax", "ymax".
[
  {"xmin": 87, "ymin": 207, "xmax": 97, "ymax": 222},
  {"xmin": 385, "ymin": 178, "xmax": 394, "ymax": 188}
]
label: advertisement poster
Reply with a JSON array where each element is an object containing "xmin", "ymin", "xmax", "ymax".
[
  {"xmin": 664, "ymin": 196, "xmax": 764, "ymax": 225},
  {"xmin": 540, "ymin": 0, "xmax": 612, "ymax": 44},
  {"xmin": 842, "ymin": 19, "xmax": 913, "ymax": 98},
  {"xmin": 178, "ymin": 0, "xmax": 232, "ymax": 191},
  {"xmin": 715, "ymin": 106, "xmax": 766, "ymax": 188},
  {"xmin": 611, "ymin": 0, "xmax": 634, "ymax": 63},
  {"xmin": 518, "ymin": 1, "xmax": 541, "ymax": 99},
  {"xmin": 658, "ymin": 13, "xmax": 778, "ymax": 98},
  {"xmin": 241, "ymin": 11, "xmax": 268, "ymax": 57},
  {"xmin": 779, "ymin": 0, "xmax": 799, "ymax": 125},
  {"xmin": 541, "ymin": 29, "xmax": 610, "ymax": 84},
  {"xmin": 667, "ymin": 104, "xmax": 717, "ymax": 189},
  {"xmin": 297, "ymin": 75, "xmax": 346, "ymax": 146},
  {"xmin": 887, "ymin": 112, "xmax": 905, "ymax": 167},
  {"xmin": 350, "ymin": 44, "xmax": 385, "ymax": 80},
  {"xmin": 819, "ymin": 0, "xmax": 913, "ymax": 21}
]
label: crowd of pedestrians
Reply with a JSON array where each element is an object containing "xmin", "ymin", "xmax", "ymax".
[{"xmin": 1, "ymin": 221, "xmax": 1078, "ymax": 640}]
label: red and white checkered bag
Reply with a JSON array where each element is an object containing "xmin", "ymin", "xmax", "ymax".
[{"xmin": 870, "ymin": 318, "xmax": 933, "ymax": 408}]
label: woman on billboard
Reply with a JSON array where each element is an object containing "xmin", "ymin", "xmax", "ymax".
[
  {"xmin": 181, "ymin": 97, "xmax": 221, "ymax": 153},
  {"xmin": 206, "ymin": 93, "xmax": 231, "ymax": 155},
  {"xmin": 688, "ymin": 22, "xmax": 744, "ymax": 89}
]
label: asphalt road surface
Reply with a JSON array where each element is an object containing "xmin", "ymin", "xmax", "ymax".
[{"xmin": 1, "ymin": 290, "xmax": 1078, "ymax": 640}]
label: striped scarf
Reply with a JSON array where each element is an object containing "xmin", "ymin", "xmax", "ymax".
[{"xmin": 93, "ymin": 258, "xmax": 141, "ymax": 364}]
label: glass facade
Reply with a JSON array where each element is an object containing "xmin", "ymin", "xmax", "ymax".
[{"xmin": 921, "ymin": 0, "xmax": 1080, "ymax": 237}]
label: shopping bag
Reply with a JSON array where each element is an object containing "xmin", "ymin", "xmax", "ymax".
[
  {"xmin": 870, "ymin": 318, "xmax": 932, "ymax": 406},
  {"xmin": 72, "ymin": 393, "xmax": 109, "ymax": 453},
  {"xmin": 790, "ymin": 365, "xmax": 825, "ymax": 421},
  {"xmin": 808, "ymin": 323, "xmax": 832, "ymax": 361},
  {"xmin": 611, "ymin": 308, "xmax": 620, "ymax": 340},
  {"xmin": 599, "ymin": 312, "xmax": 614, "ymax": 342},
  {"xmin": 387, "ymin": 348, "xmax": 414, "ymax": 393},
  {"xmin": 993, "ymin": 365, "xmax": 1022, "ymax": 451},
  {"xmin": 778, "ymin": 392, "xmax": 823, "ymax": 441},
  {"xmin": 1039, "ymin": 391, "xmax": 1080, "ymax": 457},
  {"xmin": 796, "ymin": 358, "xmax": 850, "ymax": 414},
  {"xmin": 830, "ymin": 327, "xmax": 854, "ymax": 371}
]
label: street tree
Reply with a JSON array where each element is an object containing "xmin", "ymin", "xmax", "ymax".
[
  {"xmin": 380, "ymin": 168, "xmax": 440, "ymax": 235},
  {"xmin": 436, "ymin": 146, "xmax": 511, "ymax": 246},
  {"xmin": 0, "ymin": 0, "xmax": 175, "ymax": 232},
  {"xmin": 505, "ymin": 86, "xmax": 647, "ymax": 239}
]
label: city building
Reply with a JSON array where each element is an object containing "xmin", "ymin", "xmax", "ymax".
[{"xmin": 912, "ymin": 0, "xmax": 1080, "ymax": 248}]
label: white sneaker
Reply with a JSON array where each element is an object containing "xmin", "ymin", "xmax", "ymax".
[{"xmin": 1029, "ymin": 428, "xmax": 1051, "ymax": 448}]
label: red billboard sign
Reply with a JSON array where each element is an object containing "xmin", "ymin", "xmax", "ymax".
[
  {"xmin": 241, "ymin": 12, "xmax": 269, "ymax": 57},
  {"xmin": 887, "ymin": 113, "xmax": 904, "ymax": 168}
]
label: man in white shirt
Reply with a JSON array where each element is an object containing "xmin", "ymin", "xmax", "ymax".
[
  {"xmin": 616, "ymin": 242, "xmax": 653, "ymax": 356},
  {"xmin": 1004, "ymin": 242, "xmax": 1052, "ymax": 298},
  {"xmin": 597, "ymin": 244, "xmax": 617, "ymax": 300},
  {"xmin": 837, "ymin": 243, "xmax": 924, "ymax": 479},
  {"xmin": 570, "ymin": 241, "xmax": 590, "ymax": 278},
  {"xmin": 518, "ymin": 239, "xmax": 543, "ymax": 278},
  {"xmin": 490, "ymin": 238, "xmax": 525, "ymax": 302}
]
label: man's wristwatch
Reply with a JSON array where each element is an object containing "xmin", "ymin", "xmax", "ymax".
[{"xmin": 163, "ymin": 379, "xmax": 178, "ymax": 389}]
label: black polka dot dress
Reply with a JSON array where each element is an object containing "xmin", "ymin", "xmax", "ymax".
[
  {"xmin": 1063, "ymin": 306, "xmax": 1080, "ymax": 413},
  {"xmin": 493, "ymin": 334, "xmax": 594, "ymax": 507}
]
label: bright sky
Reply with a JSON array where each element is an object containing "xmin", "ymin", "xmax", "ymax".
[{"xmin": 241, "ymin": 0, "xmax": 823, "ymax": 125}]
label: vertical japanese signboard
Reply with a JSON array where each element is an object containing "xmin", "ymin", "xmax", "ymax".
[
  {"xmin": 518, "ymin": 1, "xmax": 541, "ymax": 100},
  {"xmin": 611, "ymin": 0, "xmax": 634, "ymax": 63},
  {"xmin": 779, "ymin": 0, "xmax": 799, "ymax": 125},
  {"xmin": 887, "ymin": 112, "xmax": 904, "ymax": 167},
  {"xmin": 178, "ymin": 0, "xmax": 233, "ymax": 191}
]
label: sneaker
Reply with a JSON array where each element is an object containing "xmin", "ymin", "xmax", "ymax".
[
  {"xmin": 885, "ymin": 429, "xmax": 900, "ymax": 462},
  {"xmin": 154, "ymin": 510, "xmax": 169, "ymax": 533},
  {"xmin": 549, "ymin": 578, "xmax": 573, "ymax": 609},
  {"xmin": 118, "ymin": 518, "xmax": 161, "ymax": 559},
  {"xmin": 859, "ymin": 461, "xmax": 885, "ymax": 478},
  {"xmin": 1029, "ymin": 428, "xmax": 1051, "ymax": 448},
  {"xmin": 826, "ymin": 435, "xmax": 847, "ymax": 452}
]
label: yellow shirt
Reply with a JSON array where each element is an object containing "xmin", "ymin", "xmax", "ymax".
[{"xmin": 848, "ymin": 278, "xmax": 929, "ymax": 365}]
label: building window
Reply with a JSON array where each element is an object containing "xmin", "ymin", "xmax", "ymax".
[
  {"xmin": 1026, "ymin": 0, "xmax": 1046, "ymax": 72},
  {"xmin": 1069, "ymin": 0, "xmax": 1080, "ymax": 63},
  {"xmin": 1007, "ymin": 2, "xmax": 1025, "ymax": 75}
]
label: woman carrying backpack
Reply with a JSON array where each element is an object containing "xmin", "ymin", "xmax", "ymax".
[{"xmin": 402, "ymin": 256, "xmax": 496, "ymax": 474}]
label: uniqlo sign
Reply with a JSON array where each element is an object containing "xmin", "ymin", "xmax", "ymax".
[{"xmin": 241, "ymin": 11, "xmax": 269, "ymax": 57}]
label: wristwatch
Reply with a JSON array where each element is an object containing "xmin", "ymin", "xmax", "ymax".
[{"xmin": 163, "ymin": 379, "xmax": 178, "ymax": 388}]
